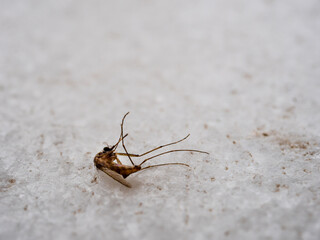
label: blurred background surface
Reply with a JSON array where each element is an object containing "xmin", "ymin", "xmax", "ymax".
[{"xmin": 0, "ymin": 0, "xmax": 319, "ymax": 239}]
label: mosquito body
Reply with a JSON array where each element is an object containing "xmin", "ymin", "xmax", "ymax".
[
  {"xmin": 94, "ymin": 112, "xmax": 209, "ymax": 187},
  {"xmin": 94, "ymin": 145, "xmax": 141, "ymax": 179}
]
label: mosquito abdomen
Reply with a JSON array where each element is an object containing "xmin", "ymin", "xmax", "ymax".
[{"xmin": 109, "ymin": 164, "xmax": 141, "ymax": 178}]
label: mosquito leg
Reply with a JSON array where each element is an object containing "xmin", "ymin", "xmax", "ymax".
[
  {"xmin": 117, "ymin": 153, "xmax": 140, "ymax": 157},
  {"xmin": 113, "ymin": 133, "xmax": 128, "ymax": 150},
  {"xmin": 115, "ymin": 157, "xmax": 122, "ymax": 165},
  {"xmin": 120, "ymin": 112, "xmax": 135, "ymax": 166},
  {"xmin": 139, "ymin": 149, "xmax": 209, "ymax": 166},
  {"xmin": 117, "ymin": 148, "xmax": 208, "ymax": 159},
  {"xmin": 141, "ymin": 162, "xmax": 190, "ymax": 171},
  {"xmin": 116, "ymin": 134, "xmax": 191, "ymax": 158}
]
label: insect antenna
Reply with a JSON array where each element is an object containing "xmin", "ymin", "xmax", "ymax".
[{"xmin": 138, "ymin": 149, "xmax": 209, "ymax": 166}]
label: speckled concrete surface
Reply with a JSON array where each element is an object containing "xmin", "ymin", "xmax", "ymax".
[{"xmin": 1, "ymin": 0, "xmax": 320, "ymax": 239}]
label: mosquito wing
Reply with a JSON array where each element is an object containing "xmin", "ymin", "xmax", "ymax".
[{"xmin": 99, "ymin": 167, "xmax": 132, "ymax": 188}]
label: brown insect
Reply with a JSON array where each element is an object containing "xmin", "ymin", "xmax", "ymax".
[{"xmin": 94, "ymin": 112, "xmax": 209, "ymax": 187}]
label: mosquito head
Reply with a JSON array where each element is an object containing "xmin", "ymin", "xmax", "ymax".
[{"xmin": 103, "ymin": 146, "xmax": 115, "ymax": 152}]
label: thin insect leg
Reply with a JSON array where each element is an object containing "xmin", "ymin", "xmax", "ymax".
[
  {"xmin": 115, "ymin": 157, "xmax": 122, "ymax": 165},
  {"xmin": 120, "ymin": 112, "xmax": 135, "ymax": 166},
  {"xmin": 141, "ymin": 162, "xmax": 190, "ymax": 171},
  {"xmin": 116, "ymin": 134, "xmax": 191, "ymax": 158},
  {"xmin": 113, "ymin": 133, "xmax": 128, "ymax": 150},
  {"xmin": 139, "ymin": 149, "xmax": 209, "ymax": 166},
  {"xmin": 116, "ymin": 153, "xmax": 140, "ymax": 157}
]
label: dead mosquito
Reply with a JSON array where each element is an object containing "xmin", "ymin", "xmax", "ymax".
[{"xmin": 94, "ymin": 112, "xmax": 209, "ymax": 187}]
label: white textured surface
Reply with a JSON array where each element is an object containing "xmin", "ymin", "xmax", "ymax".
[{"xmin": 1, "ymin": 0, "xmax": 320, "ymax": 239}]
